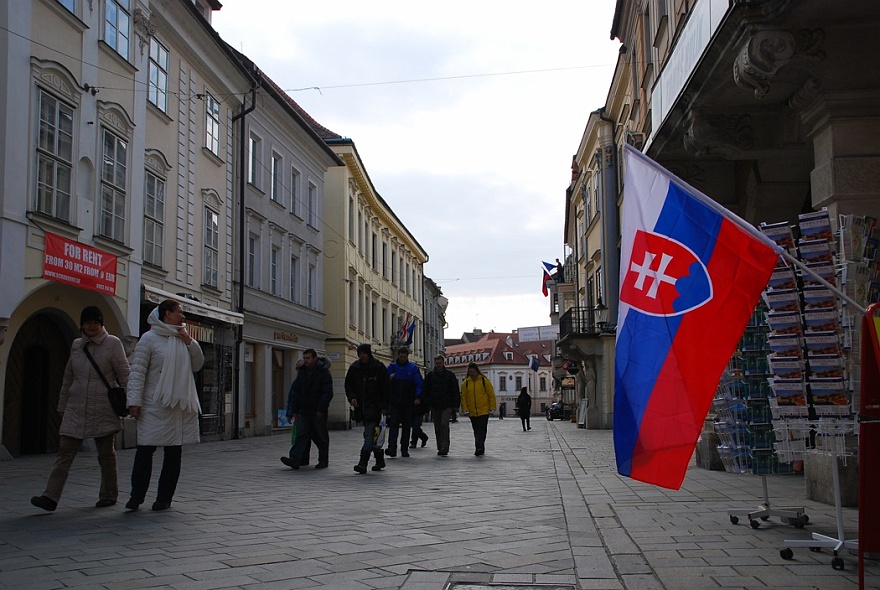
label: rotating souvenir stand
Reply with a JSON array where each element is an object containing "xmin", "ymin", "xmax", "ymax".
[
  {"xmin": 766, "ymin": 209, "xmax": 876, "ymax": 570},
  {"xmin": 721, "ymin": 302, "xmax": 808, "ymax": 529},
  {"xmin": 779, "ymin": 419, "xmax": 858, "ymax": 570}
]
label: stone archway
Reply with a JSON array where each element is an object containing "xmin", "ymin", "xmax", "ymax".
[{"xmin": 2, "ymin": 312, "xmax": 73, "ymax": 456}]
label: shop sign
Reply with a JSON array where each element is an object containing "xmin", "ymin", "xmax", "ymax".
[
  {"xmin": 43, "ymin": 232, "xmax": 117, "ymax": 295},
  {"xmin": 274, "ymin": 331, "xmax": 299, "ymax": 342}
]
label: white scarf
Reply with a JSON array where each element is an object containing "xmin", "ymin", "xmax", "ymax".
[{"xmin": 148, "ymin": 307, "xmax": 201, "ymax": 413}]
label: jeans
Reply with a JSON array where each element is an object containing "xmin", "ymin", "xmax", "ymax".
[
  {"xmin": 469, "ymin": 414, "xmax": 489, "ymax": 452},
  {"xmin": 130, "ymin": 445, "xmax": 182, "ymax": 503},
  {"xmin": 43, "ymin": 433, "xmax": 117, "ymax": 503},
  {"xmin": 432, "ymin": 407, "xmax": 453, "ymax": 453},
  {"xmin": 360, "ymin": 419, "xmax": 380, "ymax": 453},
  {"xmin": 387, "ymin": 405, "xmax": 412, "ymax": 453},
  {"xmin": 289, "ymin": 412, "xmax": 329, "ymax": 465}
]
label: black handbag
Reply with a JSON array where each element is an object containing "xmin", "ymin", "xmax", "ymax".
[{"xmin": 83, "ymin": 344, "xmax": 128, "ymax": 417}]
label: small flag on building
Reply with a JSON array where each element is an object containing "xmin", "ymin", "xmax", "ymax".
[{"xmin": 541, "ymin": 261, "xmax": 555, "ymax": 297}]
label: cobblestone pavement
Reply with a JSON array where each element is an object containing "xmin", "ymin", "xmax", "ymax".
[{"xmin": 1, "ymin": 418, "xmax": 876, "ymax": 589}]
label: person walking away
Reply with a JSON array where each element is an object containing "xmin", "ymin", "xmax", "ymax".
[
  {"xmin": 517, "ymin": 387, "xmax": 532, "ymax": 431},
  {"xmin": 422, "ymin": 355, "xmax": 459, "ymax": 456},
  {"xmin": 345, "ymin": 344, "xmax": 390, "ymax": 473},
  {"xmin": 386, "ymin": 347, "xmax": 423, "ymax": 458},
  {"xmin": 281, "ymin": 349, "xmax": 333, "ymax": 469},
  {"xmin": 126, "ymin": 299, "xmax": 204, "ymax": 511},
  {"xmin": 30, "ymin": 306, "xmax": 130, "ymax": 512},
  {"xmin": 460, "ymin": 362, "xmax": 496, "ymax": 456}
]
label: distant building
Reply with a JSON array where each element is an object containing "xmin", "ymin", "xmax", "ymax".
[
  {"xmin": 422, "ymin": 277, "xmax": 447, "ymax": 369},
  {"xmin": 445, "ymin": 329, "xmax": 556, "ymax": 416}
]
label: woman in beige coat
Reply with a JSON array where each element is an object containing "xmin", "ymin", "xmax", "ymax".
[
  {"xmin": 126, "ymin": 299, "xmax": 204, "ymax": 512},
  {"xmin": 30, "ymin": 306, "xmax": 130, "ymax": 511}
]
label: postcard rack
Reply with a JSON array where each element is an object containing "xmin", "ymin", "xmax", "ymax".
[{"xmin": 779, "ymin": 419, "xmax": 858, "ymax": 570}]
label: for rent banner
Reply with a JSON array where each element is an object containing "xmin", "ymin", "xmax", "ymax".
[{"xmin": 43, "ymin": 232, "xmax": 117, "ymax": 295}]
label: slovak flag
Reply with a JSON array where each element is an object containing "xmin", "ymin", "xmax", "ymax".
[
  {"xmin": 541, "ymin": 261, "xmax": 555, "ymax": 297},
  {"xmin": 614, "ymin": 145, "xmax": 780, "ymax": 490}
]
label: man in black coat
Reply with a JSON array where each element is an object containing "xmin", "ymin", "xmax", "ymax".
[
  {"xmin": 422, "ymin": 355, "xmax": 460, "ymax": 456},
  {"xmin": 281, "ymin": 349, "xmax": 333, "ymax": 469},
  {"xmin": 345, "ymin": 344, "xmax": 390, "ymax": 473}
]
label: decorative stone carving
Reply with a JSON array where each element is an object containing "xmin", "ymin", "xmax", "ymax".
[
  {"xmin": 733, "ymin": 27, "xmax": 824, "ymax": 100},
  {"xmin": 683, "ymin": 110, "xmax": 753, "ymax": 158},
  {"xmin": 97, "ymin": 100, "xmax": 135, "ymax": 138},
  {"xmin": 133, "ymin": 8, "xmax": 156, "ymax": 57}
]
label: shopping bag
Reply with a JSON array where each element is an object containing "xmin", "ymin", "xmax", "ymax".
[
  {"xmin": 290, "ymin": 420, "xmax": 298, "ymax": 445},
  {"xmin": 372, "ymin": 418, "xmax": 387, "ymax": 450}
]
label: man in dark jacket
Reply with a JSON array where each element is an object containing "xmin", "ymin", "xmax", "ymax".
[
  {"xmin": 281, "ymin": 349, "xmax": 333, "ymax": 470},
  {"xmin": 422, "ymin": 354, "xmax": 460, "ymax": 456},
  {"xmin": 345, "ymin": 343, "xmax": 390, "ymax": 473}
]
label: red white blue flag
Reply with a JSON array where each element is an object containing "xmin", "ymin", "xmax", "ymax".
[
  {"xmin": 614, "ymin": 145, "xmax": 780, "ymax": 489},
  {"xmin": 541, "ymin": 261, "xmax": 555, "ymax": 297}
]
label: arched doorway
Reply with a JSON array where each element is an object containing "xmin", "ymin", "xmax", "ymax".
[{"xmin": 3, "ymin": 312, "xmax": 73, "ymax": 456}]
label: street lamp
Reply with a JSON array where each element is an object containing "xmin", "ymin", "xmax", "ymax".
[{"xmin": 594, "ymin": 298, "xmax": 608, "ymax": 332}]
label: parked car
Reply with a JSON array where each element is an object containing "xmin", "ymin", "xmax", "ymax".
[{"xmin": 546, "ymin": 402, "xmax": 564, "ymax": 421}]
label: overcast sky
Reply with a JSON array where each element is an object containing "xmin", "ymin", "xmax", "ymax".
[{"xmin": 212, "ymin": 0, "xmax": 621, "ymax": 339}]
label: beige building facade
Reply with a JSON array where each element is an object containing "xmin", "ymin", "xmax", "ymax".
[{"xmin": 321, "ymin": 139, "xmax": 428, "ymax": 428}]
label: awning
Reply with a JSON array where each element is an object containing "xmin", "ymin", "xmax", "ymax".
[{"xmin": 142, "ymin": 284, "xmax": 244, "ymax": 325}]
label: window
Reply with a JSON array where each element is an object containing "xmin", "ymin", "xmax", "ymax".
[
  {"xmin": 247, "ymin": 134, "xmax": 260, "ymax": 186},
  {"xmin": 540, "ymin": 377, "xmax": 547, "ymax": 392},
  {"xmin": 203, "ymin": 208, "xmax": 219, "ymax": 287},
  {"xmin": 370, "ymin": 300, "xmax": 377, "ymax": 337},
  {"xmin": 382, "ymin": 242, "xmax": 389, "ymax": 278},
  {"xmin": 205, "ymin": 92, "xmax": 220, "ymax": 155},
  {"xmin": 58, "ymin": 0, "xmax": 75, "ymax": 12},
  {"xmin": 271, "ymin": 154, "xmax": 282, "ymax": 203},
  {"xmin": 498, "ymin": 376, "xmax": 507, "ymax": 392},
  {"xmin": 503, "ymin": 352, "xmax": 513, "ymax": 361},
  {"xmin": 147, "ymin": 38, "xmax": 168, "ymax": 112},
  {"xmin": 100, "ymin": 129, "xmax": 127, "ymax": 241},
  {"xmin": 269, "ymin": 246, "xmax": 279, "ymax": 294},
  {"xmin": 104, "ymin": 0, "xmax": 131, "ymax": 60},
  {"xmin": 371, "ymin": 233, "xmax": 378, "ymax": 270},
  {"xmin": 307, "ymin": 182, "xmax": 317, "ymax": 226},
  {"xmin": 348, "ymin": 282, "xmax": 355, "ymax": 325},
  {"xmin": 347, "ymin": 197, "xmax": 354, "ymax": 241},
  {"xmin": 143, "ymin": 171, "xmax": 165, "ymax": 266},
  {"xmin": 391, "ymin": 253, "xmax": 397, "ymax": 285},
  {"xmin": 247, "ymin": 234, "xmax": 259, "ymax": 287},
  {"xmin": 358, "ymin": 288, "xmax": 364, "ymax": 331},
  {"xmin": 308, "ymin": 265, "xmax": 315, "ymax": 308},
  {"xmin": 515, "ymin": 376, "xmax": 522, "ymax": 390},
  {"xmin": 35, "ymin": 90, "xmax": 73, "ymax": 221},
  {"xmin": 289, "ymin": 256, "xmax": 299, "ymax": 303},
  {"xmin": 290, "ymin": 168, "xmax": 301, "ymax": 216}
]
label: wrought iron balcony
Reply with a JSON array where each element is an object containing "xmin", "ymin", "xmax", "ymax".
[
  {"xmin": 559, "ymin": 306, "xmax": 601, "ymax": 339},
  {"xmin": 558, "ymin": 302, "xmax": 616, "ymax": 341}
]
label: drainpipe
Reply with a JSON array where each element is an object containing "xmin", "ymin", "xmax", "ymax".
[
  {"xmin": 597, "ymin": 108, "xmax": 620, "ymax": 326},
  {"xmin": 230, "ymin": 83, "xmax": 258, "ymax": 440}
]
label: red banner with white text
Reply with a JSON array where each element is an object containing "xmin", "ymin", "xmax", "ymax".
[{"xmin": 43, "ymin": 233, "xmax": 118, "ymax": 295}]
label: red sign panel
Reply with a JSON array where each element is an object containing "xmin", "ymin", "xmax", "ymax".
[{"xmin": 43, "ymin": 233, "xmax": 118, "ymax": 295}]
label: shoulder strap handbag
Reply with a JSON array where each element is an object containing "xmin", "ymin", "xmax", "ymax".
[{"xmin": 83, "ymin": 343, "xmax": 128, "ymax": 417}]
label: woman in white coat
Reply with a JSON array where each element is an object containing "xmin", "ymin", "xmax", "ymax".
[{"xmin": 126, "ymin": 299, "xmax": 204, "ymax": 511}]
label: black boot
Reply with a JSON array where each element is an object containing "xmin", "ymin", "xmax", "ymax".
[
  {"xmin": 354, "ymin": 451, "xmax": 370, "ymax": 474},
  {"xmin": 419, "ymin": 432, "xmax": 429, "ymax": 447},
  {"xmin": 371, "ymin": 449, "xmax": 386, "ymax": 471}
]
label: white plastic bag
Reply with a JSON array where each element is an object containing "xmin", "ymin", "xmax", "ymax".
[{"xmin": 372, "ymin": 417, "xmax": 387, "ymax": 449}]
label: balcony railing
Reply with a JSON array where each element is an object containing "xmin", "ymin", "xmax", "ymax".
[{"xmin": 558, "ymin": 306, "xmax": 602, "ymax": 340}]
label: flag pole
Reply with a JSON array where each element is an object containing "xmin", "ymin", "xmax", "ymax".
[{"xmin": 778, "ymin": 249, "xmax": 866, "ymax": 314}]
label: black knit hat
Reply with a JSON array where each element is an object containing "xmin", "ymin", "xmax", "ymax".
[{"xmin": 80, "ymin": 306, "xmax": 103, "ymax": 326}]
